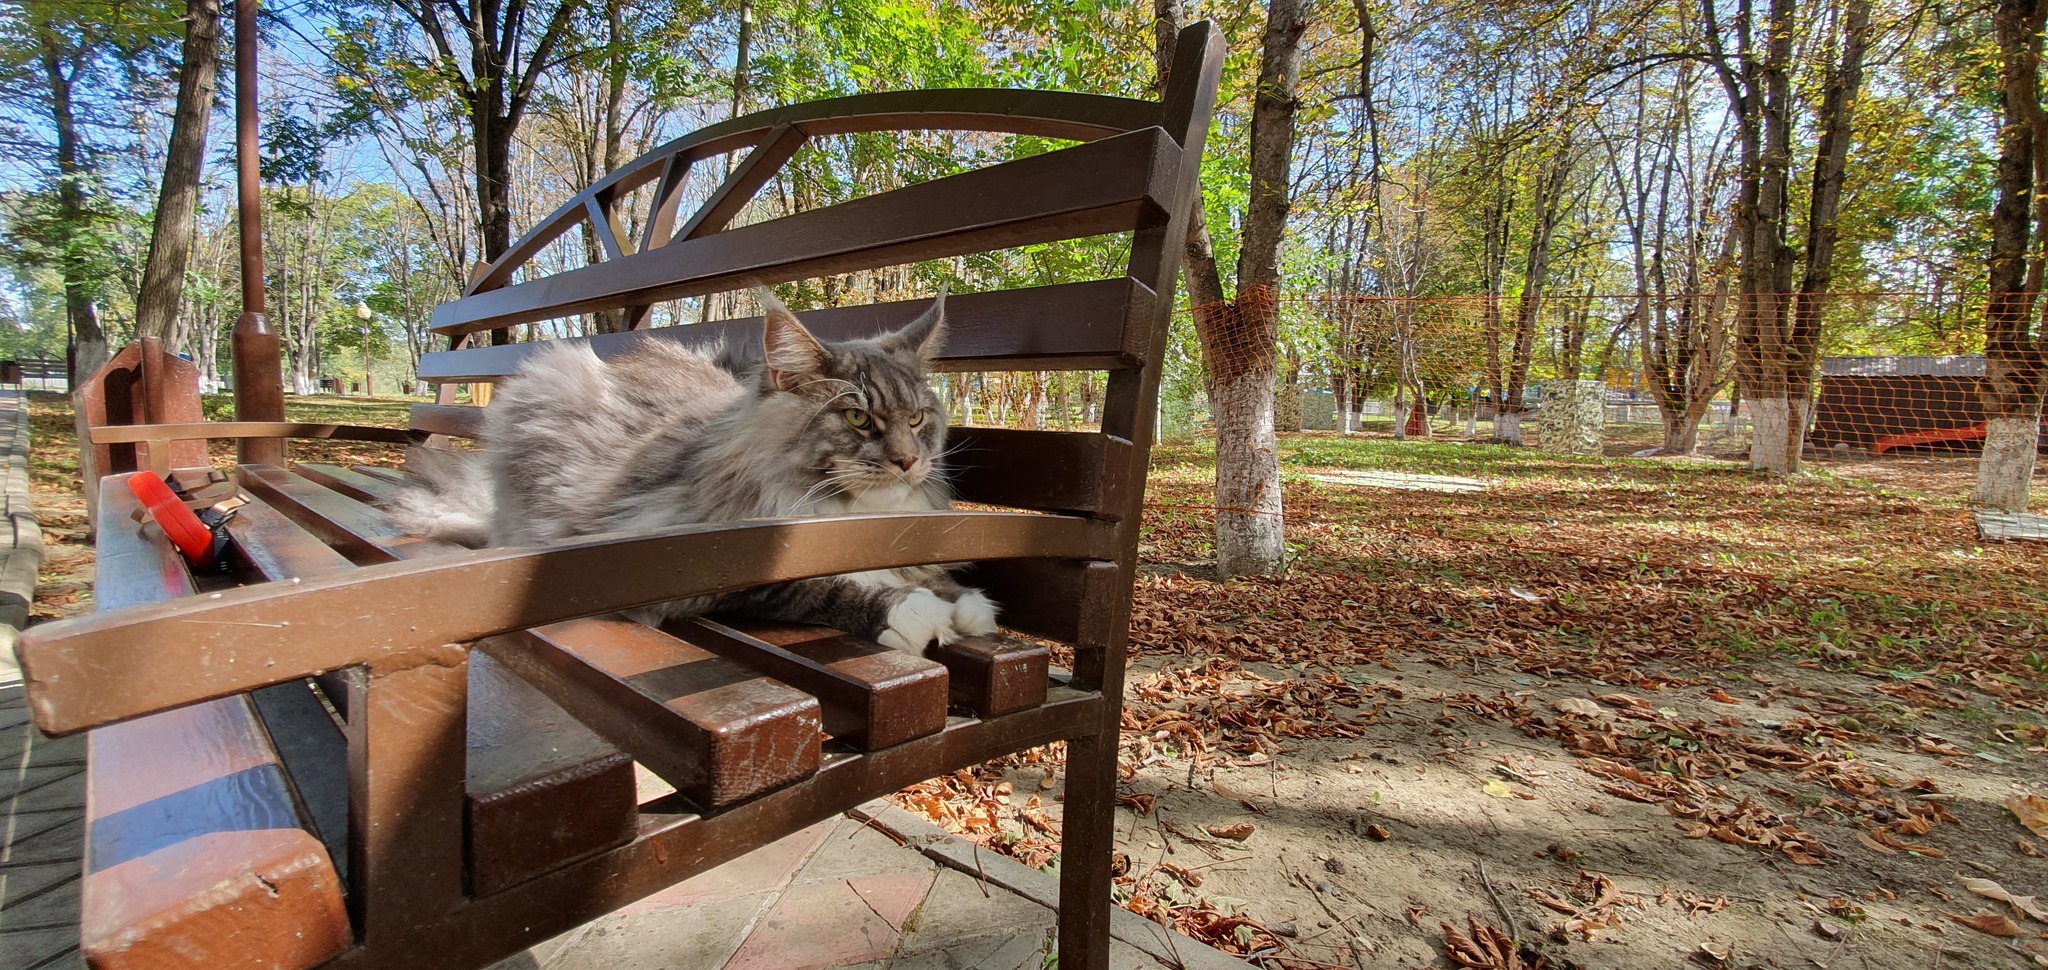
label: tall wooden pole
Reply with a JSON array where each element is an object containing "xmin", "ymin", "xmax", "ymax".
[{"xmin": 232, "ymin": 0, "xmax": 285, "ymax": 464}]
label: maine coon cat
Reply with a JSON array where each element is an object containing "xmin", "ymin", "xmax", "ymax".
[{"xmin": 391, "ymin": 289, "xmax": 998, "ymax": 653}]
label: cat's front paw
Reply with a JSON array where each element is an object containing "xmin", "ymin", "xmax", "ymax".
[
  {"xmin": 950, "ymin": 589, "xmax": 999, "ymax": 636},
  {"xmin": 876, "ymin": 588, "xmax": 959, "ymax": 653}
]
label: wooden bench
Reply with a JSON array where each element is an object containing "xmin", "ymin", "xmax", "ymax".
[{"xmin": 17, "ymin": 24, "xmax": 1220, "ymax": 970}]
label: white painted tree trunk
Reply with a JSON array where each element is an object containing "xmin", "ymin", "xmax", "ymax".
[
  {"xmin": 1495, "ymin": 411, "xmax": 1523, "ymax": 445},
  {"xmin": 72, "ymin": 339, "xmax": 110, "ymax": 385},
  {"xmin": 1211, "ymin": 366, "xmax": 1285, "ymax": 578},
  {"xmin": 1972, "ymin": 413, "xmax": 2041, "ymax": 511},
  {"xmin": 1747, "ymin": 396, "xmax": 1808, "ymax": 474}
]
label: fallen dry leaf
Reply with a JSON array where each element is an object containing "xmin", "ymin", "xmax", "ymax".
[
  {"xmin": 1553, "ymin": 697, "xmax": 1604, "ymax": 717},
  {"xmin": 1944, "ymin": 910, "xmax": 2027, "ymax": 937},
  {"xmin": 1203, "ymin": 822, "xmax": 1255, "ymax": 841},
  {"xmin": 2010, "ymin": 795, "xmax": 2048, "ymax": 839},
  {"xmin": 1960, "ymin": 877, "xmax": 2048, "ymax": 922}
]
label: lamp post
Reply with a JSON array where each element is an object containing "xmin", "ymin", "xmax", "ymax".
[{"xmin": 355, "ymin": 301, "xmax": 374, "ymax": 396}]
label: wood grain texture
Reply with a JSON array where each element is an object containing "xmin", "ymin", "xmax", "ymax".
[
  {"xmin": 81, "ymin": 476, "xmax": 349, "ymax": 970},
  {"xmin": 483, "ymin": 618, "xmax": 822, "ymax": 810},
  {"xmin": 432, "ymin": 129, "xmax": 1178, "ymax": 335},
  {"xmin": 419, "ymin": 278, "xmax": 1148, "ymax": 384}
]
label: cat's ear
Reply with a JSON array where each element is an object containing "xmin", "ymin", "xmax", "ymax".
[
  {"xmin": 756, "ymin": 287, "xmax": 828, "ymax": 392},
  {"xmin": 889, "ymin": 286, "xmax": 948, "ymax": 363}
]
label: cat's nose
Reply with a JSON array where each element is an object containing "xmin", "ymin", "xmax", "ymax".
[{"xmin": 893, "ymin": 457, "xmax": 916, "ymax": 472}]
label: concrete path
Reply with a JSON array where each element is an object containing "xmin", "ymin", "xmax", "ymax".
[{"xmin": 490, "ymin": 801, "xmax": 1252, "ymax": 970}]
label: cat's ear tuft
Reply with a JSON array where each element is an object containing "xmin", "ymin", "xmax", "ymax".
[
  {"xmin": 756, "ymin": 287, "xmax": 827, "ymax": 392},
  {"xmin": 891, "ymin": 285, "xmax": 948, "ymax": 363}
]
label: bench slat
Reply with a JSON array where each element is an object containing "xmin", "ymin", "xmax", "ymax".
[
  {"xmin": 83, "ymin": 475, "xmax": 350, "ymax": 970},
  {"xmin": 408, "ymin": 404, "xmax": 488, "ymax": 440},
  {"xmin": 237, "ymin": 463, "xmax": 454, "ymax": 562},
  {"xmin": 717, "ymin": 618, "xmax": 1048, "ymax": 720},
  {"xmin": 418, "ymin": 278, "xmax": 1147, "ymax": 383},
  {"xmin": 21, "ymin": 510, "xmax": 1110, "ymax": 736},
  {"xmin": 430, "ymin": 128, "xmax": 1176, "ymax": 335},
  {"xmin": 295, "ymin": 462, "xmax": 404, "ymax": 504},
  {"xmin": 225, "ymin": 474, "xmax": 641, "ymax": 896},
  {"xmin": 666, "ymin": 617, "xmax": 948, "ymax": 750},
  {"xmin": 483, "ymin": 618, "xmax": 823, "ymax": 811}
]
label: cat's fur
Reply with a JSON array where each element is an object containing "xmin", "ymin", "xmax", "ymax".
[{"xmin": 390, "ymin": 290, "xmax": 997, "ymax": 652}]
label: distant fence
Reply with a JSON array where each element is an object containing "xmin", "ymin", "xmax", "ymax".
[{"xmin": 3, "ymin": 355, "xmax": 68, "ymax": 392}]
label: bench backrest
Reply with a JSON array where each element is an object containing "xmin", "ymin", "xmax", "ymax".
[{"xmin": 410, "ymin": 34, "xmax": 1222, "ymax": 656}]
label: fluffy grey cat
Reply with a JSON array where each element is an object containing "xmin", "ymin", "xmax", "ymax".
[{"xmin": 390, "ymin": 289, "xmax": 998, "ymax": 653}]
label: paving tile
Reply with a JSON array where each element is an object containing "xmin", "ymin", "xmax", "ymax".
[
  {"xmin": 0, "ymin": 926, "xmax": 81, "ymax": 970},
  {"xmin": 0, "ymin": 875, "xmax": 78, "ymax": 931},
  {"xmin": 898, "ymin": 869, "xmax": 1053, "ymax": 956},
  {"xmin": 845, "ymin": 870, "xmax": 936, "ymax": 931},
  {"xmin": 724, "ymin": 876, "xmax": 899, "ymax": 970},
  {"xmin": 619, "ymin": 819, "xmax": 834, "ymax": 915},
  {"xmin": 887, "ymin": 930, "xmax": 1050, "ymax": 970},
  {"xmin": 797, "ymin": 815, "xmax": 941, "ymax": 881},
  {"xmin": 1, "ymin": 774, "xmax": 83, "ymax": 815},
  {"xmin": 0, "ymin": 772, "xmax": 81, "ymax": 810},
  {"xmin": 0, "ymin": 860, "xmax": 80, "ymax": 907},
  {"xmin": 530, "ymin": 892, "xmax": 765, "ymax": 970},
  {"xmin": 3, "ymin": 818, "xmax": 82, "ymax": 866}
]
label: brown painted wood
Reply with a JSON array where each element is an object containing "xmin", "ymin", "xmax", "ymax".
[
  {"xmin": 462, "ymin": 89, "xmax": 1159, "ymax": 299},
  {"xmin": 945, "ymin": 427, "xmax": 1133, "ymax": 517},
  {"xmin": 223, "ymin": 488, "xmax": 639, "ymax": 897},
  {"xmin": 711, "ymin": 617, "xmax": 1048, "ymax": 720},
  {"xmin": 409, "ymin": 404, "xmax": 487, "ymax": 439},
  {"xmin": 464, "ymin": 652, "xmax": 638, "ymax": 896},
  {"xmin": 675, "ymin": 125, "xmax": 806, "ymax": 242},
  {"xmin": 81, "ymin": 474, "xmax": 350, "ymax": 970},
  {"xmin": 73, "ymin": 343, "xmax": 211, "ymax": 525},
  {"xmin": 482, "ymin": 618, "xmax": 822, "ymax": 810},
  {"xmin": 88, "ymin": 421, "xmax": 420, "ymax": 445},
  {"xmin": 21, "ymin": 509, "xmax": 1106, "ymax": 737},
  {"xmin": 639, "ymin": 154, "xmax": 692, "ymax": 253},
  {"xmin": 663, "ymin": 617, "xmax": 948, "ymax": 750},
  {"xmin": 432, "ymin": 128, "xmax": 1178, "ymax": 335},
  {"xmin": 318, "ymin": 688, "xmax": 1101, "ymax": 970},
  {"xmin": 418, "ymin": 278, "xmax": 1146, "ymax": 383},
  {"xmin": 236, "ymin": 463, "xmax": 453, "ymax": 563},
  {"xmin": 926, "ymin": 635, "xmax": 1049, "ymax": 718},
  {"xmin": 295, "ymin": 462, "xmax": 404, "ymax": 504}
]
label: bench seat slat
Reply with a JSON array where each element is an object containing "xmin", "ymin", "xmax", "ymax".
[
  {"xmin": 82, "ymin": 475, "xmax": 350, "ymax": 970},
  {"xmin": 295, "ymin": 462, "xmax": 404, "ymax": 504},
  {"xmin": 717, "ymin": 618, "xmax": 1049, "ymax": 719},
  {"xmin": 417, "ymin": 278, "xmax": 1149, "ymax": 383},
  {"xmin": 665, "ymin": 617, "xmax": 949, "ymax": 750},
  {"xmin": 430, "ymin": 128, "xmax": 1177, "ymax": 335},
  {"xmin": 482, "ymin": 618, "xmax": 823, "ymax": 811},
  {"xmin": 225, "ymin": 473, "xmax": 641, "ymax": 896}
]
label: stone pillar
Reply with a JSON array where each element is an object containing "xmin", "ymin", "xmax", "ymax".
[{"xmin": 1539, "ymin": 379, "xmax": 1606, "ymax": 455}]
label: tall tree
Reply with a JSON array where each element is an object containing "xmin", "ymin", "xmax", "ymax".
[
  {"xmin": 1160, "ymin": 0, "xmax": 1307, "ymax": 578},
  {"xmin": 1976, "ymin": 0, "xmax": 2048, "ymax": 511},
  {"xmin": 377, "ymin": 0, "xmax": 582, "ymax": 343},
  {"xmin": 134, "ymin": 0, "xmax": 222, "ymax": 345},
  {"xmin": 1707, "ymin": 0, "xmax": 1873, "ymax": 474}
]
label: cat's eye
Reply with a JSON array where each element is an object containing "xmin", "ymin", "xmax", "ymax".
[
  {"xmin": 908, "ymin": 412, "xmax": 925, "ymax": 428},
  {"xmin": 842, "ymin": 408, "xmax": 871, "ymax": 429}
]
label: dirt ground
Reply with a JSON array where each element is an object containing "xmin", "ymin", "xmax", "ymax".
[{"xmin": 21, "ymin": 395, "xmax": 2048, "ymax": 969}]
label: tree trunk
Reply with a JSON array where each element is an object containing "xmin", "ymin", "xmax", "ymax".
[
  {"xmin": 38, "ymin": 35, "xmax": 108, "ymax": 378},
  {"xmin": 1975, "ymin": 0, "xmax": 2048, "ymax": 510},
  {"xmin": 134, "ymin": 0, "xmax": 222, "ymax": 343},
  {"xmin": 1158, "ymin": 0, "xmax": 1305, "ymax": 578}
]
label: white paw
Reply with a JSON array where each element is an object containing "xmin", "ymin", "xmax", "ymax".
[
  {"xmin": 951, "ymin": 590, "xmax": 999, "ymax": 636},
  {"xmin": 876, "ymin": 588, "xmax": 959, "ymax": 653}
]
